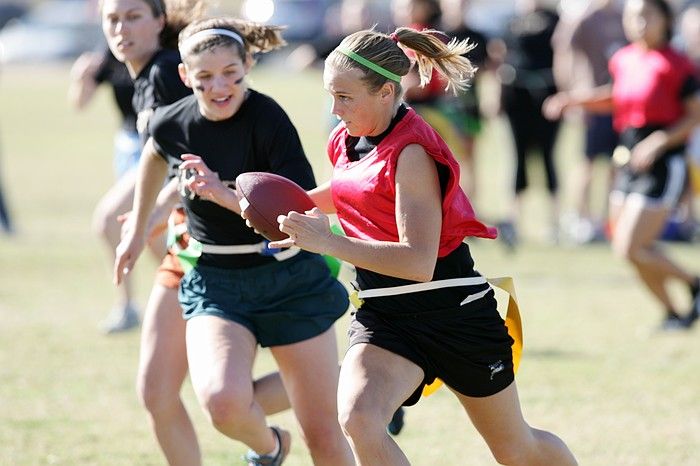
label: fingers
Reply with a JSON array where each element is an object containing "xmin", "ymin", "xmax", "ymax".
[
  {"xmin": 305, "ymin": 207, "xmax": 323, "ymax": 216},
  {"xmin": 180, "ymin": 153, "xmax": 201, "ymax": 162},
  {"xmin": 541, "ymin": 96, "xmax": 561, "ymax": 121},
  {"xmin": 179, "ymin": 159, "xmax": 209, "ymax": 175},
  {"xmin": 116, "ymin": 211, "xmax": 131, "ymax": 224},
  {"xmin": 239, "ymin": 197, "xmax": 250, "ymax": 219},
  {"xmin": 180, "ymin": 154, "xmax": 216, "ymax": 179},
  {"xmin": 269, "ymin": 238, "xmax": 295, "ymax": 248},
  {"xmin": 113, "ymin": 252, "xmax": 132, "ymax": 286}
]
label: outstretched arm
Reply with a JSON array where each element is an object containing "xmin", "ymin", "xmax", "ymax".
[
  {"xmin": 542, "ymin": 84, "xmax": 614, "ymax": 120},
  {"xmin": 67, "ymin": 52, "xmax": 102, "ymax": 110},
  {"xmin": 114, "ymin": 138, "xmax": 168, "ymax": 284}
]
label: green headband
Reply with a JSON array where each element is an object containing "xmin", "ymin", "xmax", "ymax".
[{"xmin": 336, "ymin": 47, "xmax": 402, "ymax": 83}]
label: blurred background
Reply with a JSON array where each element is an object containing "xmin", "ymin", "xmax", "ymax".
[
  {"xmin": 1, "ymin": 1, "xmax": 699, "ymax": 465},
  {"xmin": 0, "ymin": 0, "xmax": 565, "ymax": 64}
]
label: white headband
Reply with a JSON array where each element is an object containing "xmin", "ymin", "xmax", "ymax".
[{"xmin": 179, "ymin": 28, "xmax": 245, "ymax": 53}]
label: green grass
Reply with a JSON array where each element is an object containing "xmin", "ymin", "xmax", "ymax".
[{"xmin": 0, "ymin": 62, "xmax": 699, "ymax": 465}]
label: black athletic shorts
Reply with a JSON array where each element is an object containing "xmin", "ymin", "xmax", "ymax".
[
  {"xmin": 347, "ymin": 289, "xmax": 515, "ymax": 406},
  {"xmin": 584, "ymin": 113, "xmax": 617, "ymax": 160},
  {"xmin": 612, "ymin": 153, "xmax": 688, "ymax": 208}
]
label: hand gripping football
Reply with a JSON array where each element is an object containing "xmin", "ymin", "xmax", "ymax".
[{"xmin": 235, "ymin": 172, "xmax": 316, "ymax": 241}]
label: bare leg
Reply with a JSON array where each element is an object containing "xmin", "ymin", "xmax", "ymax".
[
  {"xmin": 575, "ymin": 159, "xmax": 595, "ymax": 221},
  {"xmin": 338, "ymin": 344, "xmax": 424, "ymax": 466},
  {"xmin": 137, "ymin": 284, "xmax": 200, "ymax": 466},
  {"xmin": 611, "ymin": 195, "xmax": 696, "ymax": 313},
  {"xmin": 271, "ymin": 328, "xmax": 353, "ymax": 465},
  {"xmin": 186, "ymin": 316, "xmax": 277, "ymax": 454},
  {"xmin": 93, "ymin": 170, "xmax": 165, "ymax": 331},
  {"xmin": 453, "ymin": 382, "xmax": 577, "ymax": 465},
  {"xmin": 93, "ymin": 171, "xmax": 139, "ymax": 311},
  {"xmin": 254, "ymin": 371, "xmax": 292, "ymax": 415},
  {"xmin": 458, "ymin": 134, "xmax": 477, "ymax": 199}
]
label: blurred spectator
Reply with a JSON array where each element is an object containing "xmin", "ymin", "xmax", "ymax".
[
  {"xmin": 0, "ymin": 62, "xmax": 13, "ymax": 233},
  {"xmin": 551, "ymin": 0, "xmax": 627, "ymax": 244},
  {"xmin": 678, "ymin": 4, "xmax": 700, "ymax": 214},
  {"xmin": 286, "ymin": 0, "xmax": 383, "ymax": 70},
  {"xmin": 489, "ymin": 0, "xmax": 561, "ymax": 246},
  {"xmin": 392, "ymin": 0, "xmax": 444, "ymax": 104},
  {"xmin": 544, "ymin": 0, "xmax": 700, "ymax": 330},
  {"xmin": 652, "ymin": 0, "xmax": 700, "ymax": 241},
  {"xmin": 286, "ymin": 0, "xmax": 383, "ymax": 132},
  {"xmin": 438, "ymin": 0, "xmax": 490, "ymax": 198},
  {"xmin": 0, "ymin": 3, "xmax": 26, "ymax": 30},
  {"xmin": 0, "ymin": 143, "xmax": 11, "ymax": 234},
  {"xmin": 68, "ymin": 48, "xmax": 145, "ymax": 333},
  {"xmin": 392, "ymin": 0, "xmax": 485, "ymax": 196}
]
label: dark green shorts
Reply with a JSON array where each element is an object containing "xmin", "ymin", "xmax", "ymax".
[{"xmin": 179, "ymin": 252, "xmax": 349, "ymax": 347}]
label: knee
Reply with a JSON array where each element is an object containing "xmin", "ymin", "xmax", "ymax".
[
  {"xmin": 612, "ymin": 239, "xmax": 643, "ymax": 264},
  {"xmin": 136, "ymin": 371, "xmax": 178, "ymax": 416},
  {"xmin": 299, "ymin": 423, "xmax": 345, "ymax": 457},
  {"xmin": 91, "ymin": 203, "xmax": 118, "ymax": 239},
  {"xmin": 490, "ymin": 443, "xmax": 532, "ymax": 466},
  {"xmin": 490, "ymin": 428, "xmax": 577, "ymax": 466},
  {"xmin": 338, "ymin": 402, "xmax": 386, "ymax": 441},
  {"xmin": 201, "ymin": 388, "xmax": 249, "ymax": 429}
]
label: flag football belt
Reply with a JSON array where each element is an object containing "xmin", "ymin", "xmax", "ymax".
[
  {"xmin": 197, "ymin": 241, "xmax": 301, "ymax": 261},
  {"xmin": 166, "ymin": 215, "xmax": 300, "ymax": 273},
  {"xmin": 349, "ymin": 276, "xmax": 523, "ymax": 397}
]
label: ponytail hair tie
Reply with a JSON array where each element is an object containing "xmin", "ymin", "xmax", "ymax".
[{"xmin": 389, "ymin": 32, "xmax": 399, "ymax": 43}]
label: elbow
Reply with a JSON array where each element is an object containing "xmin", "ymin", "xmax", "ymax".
[
  {"xmin": 402, "ymin": 259, "xmax": 436, "ymax": 283},
  {"xmin": 409, "ymin": 272, "xmax": 434, "ymax": 283}
]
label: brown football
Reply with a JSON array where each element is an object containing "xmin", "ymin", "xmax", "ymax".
[{"xmin": 235, "ymin": 172, "xmax": 316, "ymax": 241}]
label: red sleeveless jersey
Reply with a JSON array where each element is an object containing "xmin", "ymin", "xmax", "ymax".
[
  {"xmin": 327, "ymin": 108, "xmax": 497, "ymax": 258},
  {"xmin": 609, "ymin": 44, "xmax": 696, "ymax": 132}
]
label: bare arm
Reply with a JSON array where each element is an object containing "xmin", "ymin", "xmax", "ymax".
[
  {"xmin": 272, "ymin": 144, "xmax": 443, "ymax": 282},
  {"xmin": 146, "ymin": 177, "xmax": 181, "ymax": 236},
  {"xmin": 543, "ymin": 84, "xmax": 614, "ymax": 120},
  {"xmin": 114, "ymin": 138, "xmax": 168, "ymax": 284},
  {"xmin": 67, "ymin": 52, "xmax": 102, "ymax": 110},
  {"xmin": 629, "ymin": 94, "xmax": 700, "ymax": 172},
  {"xmin": 308, "ymin": 181, "xmax": 336, "ymax": 214},
  {"xmin": 658, "ymin": 94, "xmax": 700, "ymax": 149}
]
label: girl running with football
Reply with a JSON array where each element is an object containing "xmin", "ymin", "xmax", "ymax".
[{"xmin": 262, "ymin": 27, "xmax": 578, "ymax": 465}]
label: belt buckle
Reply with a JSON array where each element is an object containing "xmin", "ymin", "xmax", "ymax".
[
  {"xmin": 349, "ymin": 290, "xmax": 364, "ymax": 309},
  {"xmin": 259, "ymin": 240, "xmax": 281, "ymax": 256}
]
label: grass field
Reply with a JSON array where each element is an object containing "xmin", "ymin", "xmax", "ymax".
[{"xmin": 0, "ymin": 62, "xmax": 699, "ymax": 465}]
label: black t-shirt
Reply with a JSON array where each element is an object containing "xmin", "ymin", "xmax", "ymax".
[
  {"xmin": 133, "ymin": 48, "xmax": 192, "ymax": 145},
  {"xmin": 94, "ymin": 49, "xmax": 137, "ymax": 132},
  {"xmin": 448, "ymin": 26, "xmax": 488, "ymax": 67},
  {"xmin": 502, "ymin": 8, "xmax": 559, "ymax": 90},
  {"xmin": 444, "ymin": 25, "xmax": 489, "ymax": 113},
  {"xmin": 149, "ymin": 90, "xmax": 316, "ymax": 268}
]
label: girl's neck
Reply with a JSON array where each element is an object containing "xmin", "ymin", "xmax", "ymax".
[
  {"xmin": 637, "ymin": 38, "xmax": 667, "ymax": 51},
  {"xmin": 126, "ymin": 48, "xmax": 161, "ymax": 78}
]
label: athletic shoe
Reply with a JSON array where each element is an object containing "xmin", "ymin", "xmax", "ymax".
[
  {"xmin": 387, "ymin": 407, "xmax": 405, "ymax": 436},
  {"xmin": 244, "ymin": 426, "xmax": 290, "ymax": 466},
  {"xmin": 659, "ymin": 314, "xmax": 689, "ymax": 332},
  {"xmin": 100, "ymin": 304, "xmax": 140, "ymax": 334},
  {"xmin": 496, "ymin": 221, "xmax": 518, "ymax": 252},
  {"xmin": 684, "ymin": 278, "xmax": 700, "ymax": 327}
]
